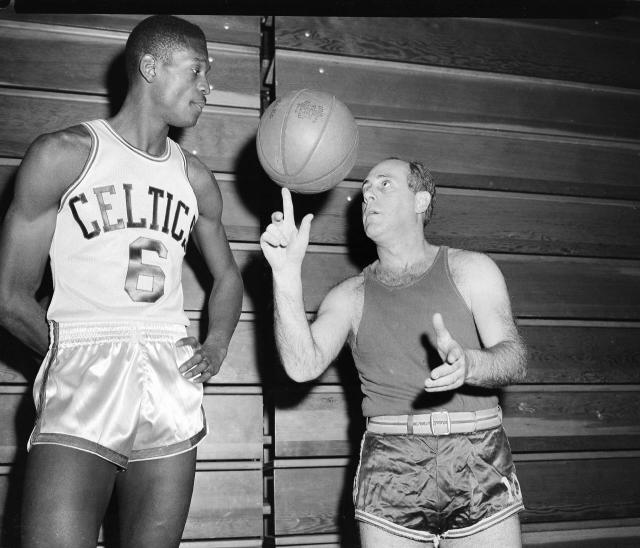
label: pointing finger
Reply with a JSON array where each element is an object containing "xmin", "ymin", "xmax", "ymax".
[
  {"xmin": 282, "ymin": 187, "xmax": 294, "ymax": 223},
  {"xmin": 432, "ymin": 313, "xmax": 449, "ymax": 339}
]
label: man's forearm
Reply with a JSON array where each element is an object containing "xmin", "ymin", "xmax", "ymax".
[
  {"xmin": 465, "ymin": 337, "xmax": 527, "ymax": 388},
  {"xmin": 273, "ymin": 272, "xmax": 325, "ymax": 382},
  {"xmin": 204, "ymin": 267, "xmax": 243, "ymax": 351}
]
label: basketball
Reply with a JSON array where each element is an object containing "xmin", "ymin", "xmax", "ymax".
[{"xmin": 256, "ymin": 89, "xmax": 359, "ymax": 194}]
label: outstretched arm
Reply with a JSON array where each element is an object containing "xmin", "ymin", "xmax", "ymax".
[
  {"xmin": 0, "ymin": 128, "xmax": 91, "ymax": 356},
  {"xmin": 178, "ymin": 155, "xmax": 243, "ymax": 382},
  {"xmin": 425, "ymin": 252, "xmax": 527, "ymax": 392},
  {"xmin": 261, "ymin": 188, "xmax": 356, "ymax": 382}
]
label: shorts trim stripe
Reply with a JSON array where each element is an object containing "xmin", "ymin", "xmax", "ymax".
[
  {"xmin": 31, "ymin": 432, "xmax": 128, "ymax": 468},
  {"xmin": 29, "ymin": 321, "xmax": 59, "ymax": 446},
  {"xmin": 355, "ymin": 509, "xmax": 438, "ymax": 542},
  {"xmin": 442, "ymin": 501, "xmax": 525, "ymax": 539}
]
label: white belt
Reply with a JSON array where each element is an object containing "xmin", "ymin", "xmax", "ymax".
[{"xmin": 367, "ymin": 406, "xmax": 502, "ymax": 436}]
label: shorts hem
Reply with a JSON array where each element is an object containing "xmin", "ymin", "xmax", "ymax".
[
  {"xmin": 129, "ymin": 422, "xmax": 208, "ymax": 462},
  {"xmin": 355, "ymin": 509, "xmax": 438, "ymax": 542},
  {"xmin": 442, "ymin": 501, "xmax": 525, "ymax": 539},
  {"xmin": 355, "ymin": 501, "xmax": 524, "ymax": 542},
  {"xmin": 30, "ymin": 432, "xmax": 128, "ymax": 468}
]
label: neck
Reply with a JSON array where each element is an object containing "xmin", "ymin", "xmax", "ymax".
[
  {"xmin": 373, "ymin": 234, "xmax": 439, "ymax": 286},
  {"xmin": 108, "ymin": 92, "xmax": 170, "ymax": 156}
]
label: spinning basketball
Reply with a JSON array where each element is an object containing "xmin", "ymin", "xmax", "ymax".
[{"xmin": 256, "ymin": 89, "xmax": 359, "ymax": 194}]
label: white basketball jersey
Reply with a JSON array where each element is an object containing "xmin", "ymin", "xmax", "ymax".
[{"xmin": 47, "ymin": 119, "xmax": 198, "ymax": 325}]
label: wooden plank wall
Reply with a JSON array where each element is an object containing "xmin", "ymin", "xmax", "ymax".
[
  {"xmin": 1, "ymin": 8, "xmax": 640, "ymax": 548},
  {"xmin": 0, "ymin": 7, "xmax": 267, "ymax": 548},
  {"xmin": 268, "ymin": 16, "xmax": 640, "ymax": 548}
]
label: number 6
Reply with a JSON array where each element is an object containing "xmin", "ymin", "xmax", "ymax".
[{"xmin": 125, "ymin": 237, "xmax": 167, "ymax": 303}]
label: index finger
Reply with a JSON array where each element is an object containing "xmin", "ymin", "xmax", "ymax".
[{"xmin": 281, "ymin": 187, "xmax": 294, "ymax": 223}]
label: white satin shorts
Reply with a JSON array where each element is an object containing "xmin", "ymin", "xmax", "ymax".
[{"xmin": 28, "ymin": 321, "xmax": 207, "ymax": 468}]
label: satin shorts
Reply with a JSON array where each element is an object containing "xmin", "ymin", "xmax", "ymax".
[
  {"xmin": 353, "ymin": 425, "xmax": 524, "ymax": 542},
  {"xmin": 28, "ymin": 321, "xmax": 207, "ymax": 468}
]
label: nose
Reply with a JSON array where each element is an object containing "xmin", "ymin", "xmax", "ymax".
[
  {"xmin": 362, "ymin": 187, "xmax": 375, "ymax": 204},
  {"xmin": 199, "ymin": 75, "xmax": 211, "ymax": 96}
]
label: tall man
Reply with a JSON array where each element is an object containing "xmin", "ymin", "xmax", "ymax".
[
  {"xmin": 0, "ymin": 15, "xmax": 243, "ymax": 548},
  {"xmin": 260, "ymin": 158, "xmax": 527, "ymax": 547}
]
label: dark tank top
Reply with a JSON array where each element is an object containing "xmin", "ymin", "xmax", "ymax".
[{"xmin": 352, "ymin": 246, "xmax": 498, "ymax": 417}]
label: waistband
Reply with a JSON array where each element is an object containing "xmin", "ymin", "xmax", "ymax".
[
  {"xmin": 367, "ymin": 406, "xmax": 502, "ymax": 436},
  {"xmin": 50, "ymin": 320, "xmax": 187, "ymax": 345}
]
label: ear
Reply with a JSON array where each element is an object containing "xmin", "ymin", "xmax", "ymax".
[
  {"xmin": 139, "ymin": 54, "xmax": 157, "ymax": 83},
  {"xmin": 414, "ymin": 190, "xmax": 431, "ymax": 214}
]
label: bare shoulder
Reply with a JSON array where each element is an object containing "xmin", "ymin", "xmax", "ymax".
[
  {"xmin": 447, "ymin": 247, "xmax": 507, "ymax": 305},
  {"xmin": 16, "ymin": 124, "xmax": 93, "ymax": 207},
  {"xmin": 448, "ymin": 248, "xmax": 503, "ymax": 283}
]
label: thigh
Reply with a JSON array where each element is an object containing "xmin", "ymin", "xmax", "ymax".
[
  {"xmin": 441, "ymin": 514, "xmax": 522, "ymax": 548},
  {"xmin": 22, "ymin": 444, "xmax": 118, "ymax": 548},
  {"xmin": 115, "ymin": 448, "xmax": 197, "ymax": 548},
  {"xmin": 359, "ymin": 522, "xmax": 433, "ymax": 548}
]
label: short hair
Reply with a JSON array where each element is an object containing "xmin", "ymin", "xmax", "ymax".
[
  {"xmin": 125, "ymin": 15, "xmax": 207, "ymax": 83},
  {"xmin": 386, "ymin": 157, "xmax": 436, "ymax": 225}
]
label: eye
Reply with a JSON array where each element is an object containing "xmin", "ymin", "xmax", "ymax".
[{"xmin": 382, "ymin": 179, "xmax": 391, "ymax": 188}]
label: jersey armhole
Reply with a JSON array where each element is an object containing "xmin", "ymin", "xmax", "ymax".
[
  {"xmin": 444, "ymin": 247, "xmax": 475, "ymax": 317},
  {"xmin": 58, "ymin": 122, "xmax": 99, "ymax": 212}
]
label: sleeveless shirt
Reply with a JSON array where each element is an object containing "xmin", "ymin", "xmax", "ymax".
[
  {"xmin": 352, "ymin": 246, "xmax": 498, "ymax": 416},
  {"xmin": 47, "ymin": 119, "xmax": 198, "ymax": 325}
]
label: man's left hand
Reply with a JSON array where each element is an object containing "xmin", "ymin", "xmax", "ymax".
[
  {"xmin": 424, "ymin": 313, "xmax": 468, "ymax": 392},
  {"xmin": 177, "ymin": 337, "xmax": 226, "ymax": 383}
]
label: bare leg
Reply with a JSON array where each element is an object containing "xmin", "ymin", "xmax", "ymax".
[
  {"xmin": 441, "ymin": 515, "xmax": 522, "ymax": 548},
  {"xmin": 115, "ymin": 448, "xmax": 197, "ymax": 548},
  {"xmin": 359, "ymin": 521, "xmax": 433, "ymax": 548},
  {"xmin": 22, "ymin": 444, "xmax": 118, "ymax": 548}
]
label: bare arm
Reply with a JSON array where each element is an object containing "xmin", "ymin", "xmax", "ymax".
[
  {"xmin": 425, "ymin": 251, "xmax": 527, "ymax": 392},
  {"xmin": 0, "ymin": 128, "xmax": 90, "ymax": 357},
  {"xmin": 177, "ymin": 153, "xmax": 243, "ymax": 382},
  {"xmin": 261, "ymin": 188, "xmax": 356, "ymax": 382}
]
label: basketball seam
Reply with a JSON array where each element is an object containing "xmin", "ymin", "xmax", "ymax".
[
  {"xmin": 294, "ymin": 128, "xmax": 359, "ymax": 188},
  {"xmin": 287, "ymin": 90, "xmax": 335, "ymax": 178},
  {"xmin": 281, "ymin": 88, "xmax": 309, "ymax": 176}
]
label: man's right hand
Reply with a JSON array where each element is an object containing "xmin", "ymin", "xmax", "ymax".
[{"xmin": 260, "ymin": 187, "xmax": 313, "ymax": 274}]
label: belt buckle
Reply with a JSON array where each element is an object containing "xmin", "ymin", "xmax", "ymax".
[{"xmin": 430, "ymin": 411, "xmax": 451, "ymax": 436}]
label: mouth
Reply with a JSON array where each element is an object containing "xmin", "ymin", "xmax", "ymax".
[{"xmin": 192, "ymin": 102, "xmax": 206, "ymax": 112}]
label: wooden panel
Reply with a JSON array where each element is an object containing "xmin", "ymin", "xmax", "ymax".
[
  {"xmin": 275, "ymin": 17, "xmax": 640, "ymax": 88},
  {"xmin": 273, "ymin": 465, "xmax": 351, "ymax": 536},
  {"xmin": 287, "ymin": 186, "xmax": 640, "ymax": 258},
  {"xmin": 0, "ymin": 21, "xmax": 260, "ymax": 109},
  {"xmin": 0, "ymin": 9, "xmax": 261, "ymax": 46},
  {"xmin": 184, "ymin": 249, "xmax": 640, "ymax": 319},
  {"xmin": 273, "ymin": 388, "xmax": 640, "ymax": 457},
  {"xmin": 497, "ymin": 255, "xmax": 640, "ymax": 320},
  {"xmin": 315, "ymin": 324, "xmax": 640, "ymax": 386},
  {"xmin": 0, "ymin": 90, "xmax": 258, "ymax": 174},
  {"xmin": 272, "ymin": 457, "xmax": 640, "ymax": 535},
  {"xmin": 519, "ymin": 324, "xmax": 640, "ymax": 384},
  {"xmin": 521, "ymin": 523, "xmax": 640, "ymax": 547},
  {"xmin": 184, "ymin": 469, "xmax": 263, "ymax": 539},
  {"xmin": 0, "ymin": 389, "xmax": 262, "ymax": 464},
  {"xmin": 199, "ymin": 393, "xmax": 263, "ymax": 461},
  {"xmin": 354, "ymin": 121, "xmax": 640, "ymax": 200},
  {"xmin": 275, "ymin": 49, "xmax": 640, "ymax": 140}
]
